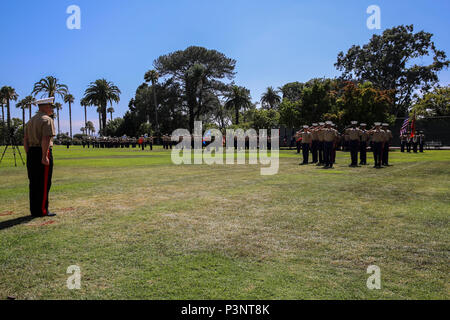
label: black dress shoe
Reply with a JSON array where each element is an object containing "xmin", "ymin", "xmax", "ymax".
[{"xmin": 46, "ymin": 212, "xmax": 57, "ymax": 217}]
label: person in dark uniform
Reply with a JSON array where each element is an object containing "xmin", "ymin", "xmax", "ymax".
[
  {"xmin": 299, "ymin": 125, "xmax": 312, "ymax": 165},
  {"xmin": 368, "ymin": 122, "xmax": 385, "ymax": 168},
  {"xmin": 406, "ymin": 132, "xmax": 412, "ymax": 152},
  {"xmin": 382, "ymin": 123, "xmax": 393, "ymax": 166},
  {"xmin": 310, "ymin": 123, "xmax": 319, "ymax": 163},
  {"xmin": 419, "ymin": 131, "xmax": 425, "ymax": 153},
  {"xmin": 400, "ymin": 133, "xmax": 407, "ymax": 153},
  {"xmin": 23, "ymin": 98, "xmax": 57, "ymax": 217},
  {"xmin": 316, "ymin": 122, "xmax": 325, "ymax": 166},
  {"xmin": 345, "ymin": 121, "xmax": 361, "ymax": 167},
  {"xmin": 323, "ymin": 121, "xmax": 337, "ymax": 169},
  {"xmin": 412, "ymin": 134, "xmax": 419, "ymax": 153},
  {"xmin": 359, "ymin": 123, "xmax": 369, "ymax": 165}
]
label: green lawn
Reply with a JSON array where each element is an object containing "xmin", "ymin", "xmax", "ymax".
[{"xmin": 0, "ymin": 146, "xmax": 449, "ymax": 300}]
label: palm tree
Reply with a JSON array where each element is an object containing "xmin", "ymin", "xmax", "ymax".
[
  {"xmin": 16, "ymin": 98, "xmax": 27, "ymax": 128},
  {"xmin": 80, "ymin": 127, "xmax": 86, "ymax": 135},
  {"xmin": 144, "ymin": 70, "xmax": 159, "ymax": 131},
  {"xmin": 32, "ymin": 76, "xmax": 68, "ymax": 100},
  {"xmin": 23, "ymin": 95, "xmax": 36, "ymax": 121},
  {"xmin": 80, "ymin": 97, "xmax": 89, "ymax": 130},
  {"xmin": 261, "ymin": 86, "xmax": 281, "ymax": 109},
  {"xmin": 107, "ymin": 107, "xmax": 115, "ymax": 121},
  {"xmin": 54, "ymin": 102, "xmax": 62, "ymax": 135},
  {"xmin": 96, "ymin": 106, "xmax": 102, "ymax": 134},
  {"xmin": 86, "ymin": 121, "xmax": 95, "ymax": 136},
  {"xmin": 83, "ymin": 79, "xmax": 120, "ymax": 135},
  {"xmin": 64, "ymin": 93, "xmax": 75, "ymax": 138},
  {"xmin": 0, "ymin": 96, "xmax": 5, "ymax": 125},
  {"xmin": 0, "ymin": 86, "xmax": 19, "ymax": 134},
  {"xmin": 225, "ymin": 85, "xmax": 252, "ymax": 125}
]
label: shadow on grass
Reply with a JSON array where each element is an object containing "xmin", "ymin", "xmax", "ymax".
[{"xmin": 0, "ymin": 216, "xmax": 36, "ymax": 231}]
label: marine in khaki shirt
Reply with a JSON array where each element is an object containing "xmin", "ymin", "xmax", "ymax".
[
  {"xmin": 323, "ymin": 127, "xmax": 338, "ymax": 142},
  {"xmin": 25, "ymin": 111, "xmax": 56, "ymax": 147},
  {"xmin": 23, "ymin": 98, "xmax": 57, "ymax": 217},
  {"xmin": 345, "ymin": 127, "xmax": 362, "ymax": 141}
]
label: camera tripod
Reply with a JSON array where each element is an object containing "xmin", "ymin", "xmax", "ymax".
[{"xmin": 0, "ymin": 132, "xmax": 25, "ymax": 167}]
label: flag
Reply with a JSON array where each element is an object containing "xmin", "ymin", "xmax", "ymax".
[
  {"xmin": 400, "ymin": 118, "xmax": 409, "ymax": 136},
  {"xmin": 410, "ymin": 112, "xmax": 416, "ymax": 138}
]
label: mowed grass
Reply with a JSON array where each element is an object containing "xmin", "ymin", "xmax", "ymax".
[{"xmin": 0, "ymin": 145, "xmax": 449, "ymax": 300}]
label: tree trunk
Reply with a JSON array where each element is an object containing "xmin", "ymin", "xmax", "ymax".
[
  {"xmin": 69, "ymin": 102, "xmax": 72, "ymax": 138},
  {"xmin": 57, "ymin": 108, "xmax": 60, "ymax": 135},
  {"xmin": 29, "ymin": 104, "xmax": 32, "ymax": 121},
  {"xmin": 84, "ymin": 106, "xmax": 87, "ymax": 129},
  {"xmin": 102, "ymin": 104, "xmax": 107, "ymax": 136},
  {"xmin": 110, "ymin": 112, "xmax": 113, "ymax": 121},
  {"xmin": 6, "ymin": 100, "xmax": 11, "ymax": 131},
  {"xmin": 235, "ymin": 106, "xmax": 239, "ymax": 125},
  {"xmin": 1, "ymin": 105, "xmax": 4, "ymax": 124},
  {"xmin": 153, "ymin": 81, "xmax": 158, "ymax": 132},
  {"xmin": 98, "ymin": 111, "xmax": 102, "ymax": 135},
  {"xmin": 22, "ymin": 108, "xmax": 25, "ymax": 129}
]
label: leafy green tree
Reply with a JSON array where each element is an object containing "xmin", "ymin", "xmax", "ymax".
[
  {"xmin": 336, "ymin": 25, "xmax": 449, "ymax": 117},
  {"xmin": 324, "ymin": 81, "xmax": 393, "ymax": 129},
  {"xmin": 252, "ymin": 109, "xmax": 280, "ymax": 130},
  {"xmin": 225, "ymin": 85, "xmax": 252, "ymax": 125},
  {"xmin": 104, "ymin": 118, "xmax": 124, "ymax": 136},
  {"xmin": 83, "ymin": 79, "xmax": 121, "ymax": 134},
  {"xmin": 154, "ymin": 46, "xmax": 236, "ymax": 132},
  {"xmin": 261, "ymin": 86, "xmax": 281, "ymax": 109},
  {"xmin": 64, "ymin": 94, "xmax": 75, "ymax": 138},
  {"xmin": 279, "ymin": 99, "xmax": 302, "ymax": 128},
  {"xmin": 411, "ymin": 86, "xmax": 450, "ymax": 117}
]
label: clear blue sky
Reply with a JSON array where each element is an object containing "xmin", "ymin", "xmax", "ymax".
[{"xmin": 1, "ymin": 0, "xmax": 449, "ymax": 134}]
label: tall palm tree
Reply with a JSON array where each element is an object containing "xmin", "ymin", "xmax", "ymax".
[
  {"xmin": 64, "ymin": 93, "xmax": 75, "ymax": 138},
  {"xmin": 80, "ymin": 127, "xmax": 86, "ymax": 135},
  {"xmin": 225, "ymin": 85, "xmax": 252, "ymax": 125},
  {"xmin": 23, "ymin": 95, "xmax": 36, "ymax": 121},
  {"xmin": 144, "ymin": 70, "xmax": 159, "ymax": 131},
  {"xmin": 16, "ymin": 98, "xmax": 27, "ymax": 128},
  {"xmin": 0, "ymin": 96, "xmax": 5, "ymax": 125},
  {"xmin": 96, "ymin": 106, "xmax": 102, "ymax": 134},
  {"xmin": 0, "ymin": 86, "xmax": 19, "ymax": 133},
  {"xmin": 261, "ymin": 86, "xmax": 281, "ymax": 109},
  {"xmin": 83, "ymin": 79, "xmax": 120, "ymax": 135},
  {"xmin": 80, "ymin": 97, "xmax": 89, "ymax": 130},
  {"xmin": 107, "ymin": 107, "xmax": 115, "ymax": 121},
  {"xmin": 32, "ymin": 76, "xmax": 68, "ymax": 100},
  {"xmin": 54, "ymin": 102, "xmax": 62, "ymax": 135},
  {"xmin": 86, "ymin": 121, "xmax": 95, "ymax": 136}
]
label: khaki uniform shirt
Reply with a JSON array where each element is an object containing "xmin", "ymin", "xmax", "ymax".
[
  {"xmin": 301, "ymin": 132, "xmax": 312, "ymax": 144},
  {"xmin": 370, "ymin": 129, "xmax": 385, "ymax": 143},
  {"xmin": 346, "ymin": 128, "xmax": 362, "ymax": 141},
  {"xmin": 323, "ymin": 128, "xmax": 338, "ymax": 142},
  {"xmin": 317, "ymin": 129, "xmax": 325, "ymax": 142},
  {"xmin": 383, "ymin": 129, "xmax": 393, "ymax": 142},
  {"xmin": 25, "ymin": 111, "xmax": 56, "ymax": 147},
  {"xmin": 311, "ymin": 130, "xmax": 319, "ymax": 141},
  {"xmin": 360, "ymin": 130, "xmax": 370, "ymax": 142}
]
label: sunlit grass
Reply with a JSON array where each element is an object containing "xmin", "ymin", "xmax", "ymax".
[{"xmin": 0, "ymin": 146, "xmax": 449, "ymax": 299}]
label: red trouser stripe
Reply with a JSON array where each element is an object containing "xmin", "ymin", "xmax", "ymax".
[{"xmin": 41, "ymin": 152, "xmax": 50, "ymax": 216}]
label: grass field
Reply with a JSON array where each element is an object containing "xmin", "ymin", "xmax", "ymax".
[{"xmin": 0, "ymin": 145, "xmax": 449, "ymax": 300}]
